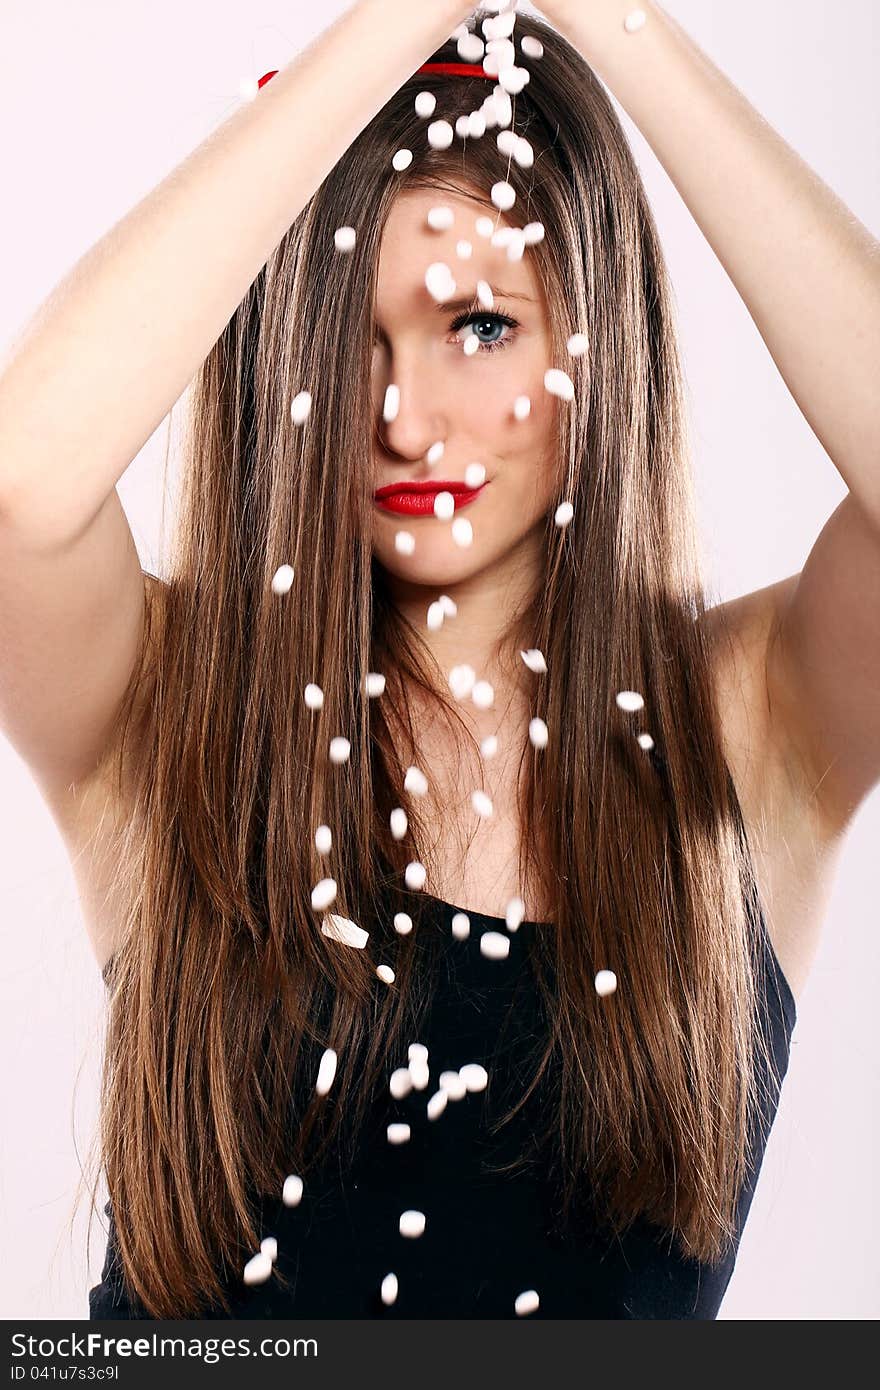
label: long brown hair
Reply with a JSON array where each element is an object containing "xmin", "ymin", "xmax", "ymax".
[{"xmin": 81, "ymin": 8, "xmax": 778, "ymax": 1317}]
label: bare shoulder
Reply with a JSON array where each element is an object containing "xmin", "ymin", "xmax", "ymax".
[
  {"xmin": 45, "ymin": 571, "xmax": 168, "ymax": 973},
  {"xmin": 702, "ymin": 577, "xmax": 848, "ymax": 1003}
]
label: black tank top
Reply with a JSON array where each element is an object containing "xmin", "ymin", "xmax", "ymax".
[{"xmin": 89, "ymin": 857, "xmax": 796, "ymax": 1319}]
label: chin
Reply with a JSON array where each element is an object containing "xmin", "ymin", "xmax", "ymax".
[{"xmin": 373, "ymin": 544, "xmax": 488, "ymax": 589}]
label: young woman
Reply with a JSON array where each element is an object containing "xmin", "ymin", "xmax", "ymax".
[{"xmin": 0, "ymin": 1, "xmax": 876, "ymax": 1320}]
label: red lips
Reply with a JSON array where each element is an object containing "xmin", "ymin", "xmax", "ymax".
[
  {"xmin": 373, "ymin": 480, "xmax": 488, "ymax": 517},
  {"xmin": 373, "ymin": 480, "xmax": 478, "ymax": 499}
]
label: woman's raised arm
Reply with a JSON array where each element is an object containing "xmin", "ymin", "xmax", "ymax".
[{"xmin": 0, "ymin": 0, "xmax": 471, "ymax": 548}]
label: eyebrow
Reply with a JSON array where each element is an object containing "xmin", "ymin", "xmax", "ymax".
[{"xmin": 434, "ymin": 289, "xmax": 537, "ymax": 313}]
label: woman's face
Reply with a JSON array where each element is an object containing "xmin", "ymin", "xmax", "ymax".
[{"xmin": 370, "ymin": 185, "xmax": 560, "ymax": 591}]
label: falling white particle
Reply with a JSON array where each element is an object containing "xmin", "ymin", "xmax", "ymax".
[
  {"xmin": 376, "ymin": 964, "xmax": 396, "ymax": 985},
  {"xmin": 425, "ymin": 262, "xmax": 457, "ymax": 303},
  {"xmin": 409, "ymin": 1060, "xmax": 430, "ymax": 1091},
  {"xmin": 464, "ymin": 461, "xmax": 486, "ymax": 488},
  {"xmin": 243, "ymin": 1251, "xmax": 273, "ymax": 1286},
  {"xmin": 475, "ymin": 215, "xmax": 495, "ymax": 239},
  {"xmin": 315, "ymin": 824, "xmax": 332, "ymax": 854},
  {"xmin": 480, "ymin": 735, "xmax": 498, "ymax": 761},
  {"xmin": 383, "ymin": 384, "xmax": 400, "ymax": 423},
  {"xmin": 304, "ymin": 682, "xmax": 324, "ymax": 710},
  {"xmin": 472, "ymin": 680, "xmax": 495, "ymax": 709},
  {"xmin": 392, "ymin": 148, "xmax": 413, "ymax": 172},
  {"xmin": 321, "ymin": 913, "xmax": 369, "ymax": 948},
  {"xmin": 291, "ymin": 391, "xmax": 312, "ymax": 426},
  {"xmin": 521, "ymin": 648, "xmax": 547, "ymax": 674},
  {"xmin": 315, "ymin": 1047, "xmax": 338, "ymax": 1096},
  {"xmin": 427, "ymin": 440, "xmax": 445, "ymax": 465},
  {"xmin": 427, "ymin": 1089, "xmax": 448, "ymax": 1121},
  {"xmin": 415, "ymin": 91, "xmax": 436, "ymax": 118},
  {"xmin": 506, "ymin": 229, "xmax": 527, "ymax": 264},
  {"xmin": 334, "ymin": 226, "xmax": 356, "ymax": 253},
  {"xmin": 523, "ymin": 222, "xmax": 545, "ymax": 246},
  {"xmin": 427, "ymin": 600, "xmax": 445, "ymax": 631},
  {"xmin": 381, "ymin": 1272, "xmax": 399, "ymax": 1306},
  {"xmin": 515, "ymin": 1289, "xmax": 540, "ymax": 1317},
  {"xmin": 456, "ymin": 239, "xmax": 473, "ymax": 260},
  {"xmin": 475, "ymin": 279, "xmax": 494, "ymax": 310},
  {"xmin": 513, "ymin": 395, "xmax": 531, "ymax": 421},
  {"xmin": 458, "ymin": 32, "xmax": 485, "ymax": 62},
  {"xmin": 595, "ymin": 969, "xmax": 618, "ymax": 997},
  {"xmin": 513, "ymin": 136, "xmax": 534, "ymax": 169},
  {"xmin": 390, "ymin": 808, "xmax": 408, "ymax": 841},
  {"xmin": 506, "ymin": 897, "xmax": 526, "ymax": 932},
  {"xmin": 405, "ymin": 861, "xmax": 427, "ymax": 890},
  {"xmin": 497, "ymin": 129, "xmax": 518, "ymax": 157},
  {"xmin": 616, "ymin": 689, "xmax": 645, "ymax": 713},
  {"xmin": 282, "ymin": 1174, "xmax": 304, "ymax": 1207},
  {"xmin": 624, "ymin": 8, "xmax": 648, "ymax": 34},
  {"xmin": 239, "ymin": 76, "xmax": 259, "ymax": 102},
  {"xmin": 439, "ymin": 594, "xmax": 457, "ymax": 618},
  {"xmin": 485, "ymin": 37, "xmax": 515, "ymax": 71},
  {"xmin": 472, "ymin": 789, "xmax": 494, "ymax": 819},
  {"xmin": 427, "ymin": 119, "xmax": 454, "ymax": 150},
  {"xmin": 427, "ymin": 205, "xmax": 455, "ymax": 231},
  {"xmin": 529, "ymin": 717, "xmax": 549, "ymax": 750},
  {"xmin": 545, "ymin": 368, "xmax": 575, "ymax": 402},
  {"xmin": 390, "ymin": 1067, "xmax": 413, "ymax": 1100},
  {"xmin": 404, "ymin": 765, "xmax": 429, "ymax": 797},
  {"xmin": 463, "ymin": 332, "xmax": 481, "ymax": 358},
  {"xmin": 433, "ymin": 490, "xmax": 455, "ymax": 521},
  {"xmin": 395, "ymin": 530, "xmax": 416, "ymax": 555},
  {"xmin": 499, "ymin": 65, "xmax": 530, "ymax": 96},
  {"xmin": 492, "ymin": 89, "xmax": 513, "ymax": 127},
  {"xmin": 485, "ymin": 8, "xmax": 516, "ymax": 39},
  {"xmin": 480, "ymin": 931, "xmax": 510, "ymax": 961},
  {"xmin": 311, "ymin": 878, "xmax": 337, "ymax": 912},
  {"xmin": 387, "ymin": 1122, "xmax": 411, "ymax": 1145},
  {"xmin": 491, "ymin": 181, "xmax": 516, "ymax": 212},
  {"xmin": 637, "ymin": 732, "xmax": 655, "ymax": 751},
  {"xmin": 329, "ymin": 736, "xmax": 351, "ymax": 764},
  {"xmin": 452, "ymin": 517, "xmax": 473, "ymax": 548},
  {"xmin": 408, "ymin": 1043, "xmax": 429, "ymax": 1065},
  {"xmin": 521, "ymin": 36, "xmax": 544, "ymax": 59},
  {"xmin": 271, "ymin": 564, "xmax": 294, "ymax": 595},
  {"xmin": 459, "ymin": 1062, "xmax": 489, "ymax": 1092},
  {"xmin": 261, "ymin": 1236, "xmax": 277, "ymax": 1261},
  {"xmin": 567, "ymin": 332, "xmax": 589, "ymax": 357},
  {"xmin": 399, "ymin": 1210, "xmax": 426, "ymax": 1239},
  {"xmin": 439, "ymin": 1070, "xmax": 467, "ymax": 1101},
  {"xmin": 393, "ymin": 911, "xmax": 413, "ymax": 935},
  {"xmin": 365, "ymin": 671, "xmax": 386, "ymax": 698},
  {"xmin": 449, "ymin": 664, "xmax": 477, "ymax": 700},
  {"xmin": 554, "ymin": 501, "xmax": 574, "ymax": 528},
  {"xmin": 451, "ymin": 912, "xmax": 471, "ymax": 941}
]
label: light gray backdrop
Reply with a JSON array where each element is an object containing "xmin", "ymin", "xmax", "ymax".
[{"xmin": 0, "ymin": 0, "xmax": 876, "ymax": 1319}]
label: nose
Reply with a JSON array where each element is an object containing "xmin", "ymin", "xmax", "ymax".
[{"xmin": 373, "ymin": 352, "xmax": 449, "ymax": 464}]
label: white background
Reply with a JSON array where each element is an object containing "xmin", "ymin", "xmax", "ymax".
[{"xmin": 0, "ymin": 0, "xmax": 877, "ymax": 1318}]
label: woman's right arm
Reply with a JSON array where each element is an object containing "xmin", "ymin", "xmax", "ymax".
[
  {"xmin": 0, "ymin": 0, "xmax": 470, "ymax": 809},
  {"xmin": 0, "ymin": 0, "xmax": 471, "ymax": 543}
]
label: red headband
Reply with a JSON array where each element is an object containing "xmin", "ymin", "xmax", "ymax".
[
  {"xmin": 416, "ymin": 63, "xmax": 496, "ymax": 80},
  {"xmin": 257, "ymin": 62, "xmax": 494, "ymax": 90}
]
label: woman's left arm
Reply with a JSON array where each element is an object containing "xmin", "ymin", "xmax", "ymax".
[{"xmin": 543, "ymin": 0, "xmax": 880, "ymax": 828}]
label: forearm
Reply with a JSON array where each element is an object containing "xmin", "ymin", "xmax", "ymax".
[
  {"xmin": 0, "ymin": 0, "xmax": 470, "ymax": 545},
  {"xmin": 549, "ymin": 0, "xmax": 880, "ymax": 522}
]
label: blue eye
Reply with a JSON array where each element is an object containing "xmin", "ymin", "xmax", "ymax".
[{"xmin": 448, "ymin": 309, "xmax": 520, "ymax": 354}]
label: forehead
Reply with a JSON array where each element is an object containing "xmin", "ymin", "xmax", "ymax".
[{"xmin": 375, "ymin": 184, "xmax": 542, "ymax": 311}]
